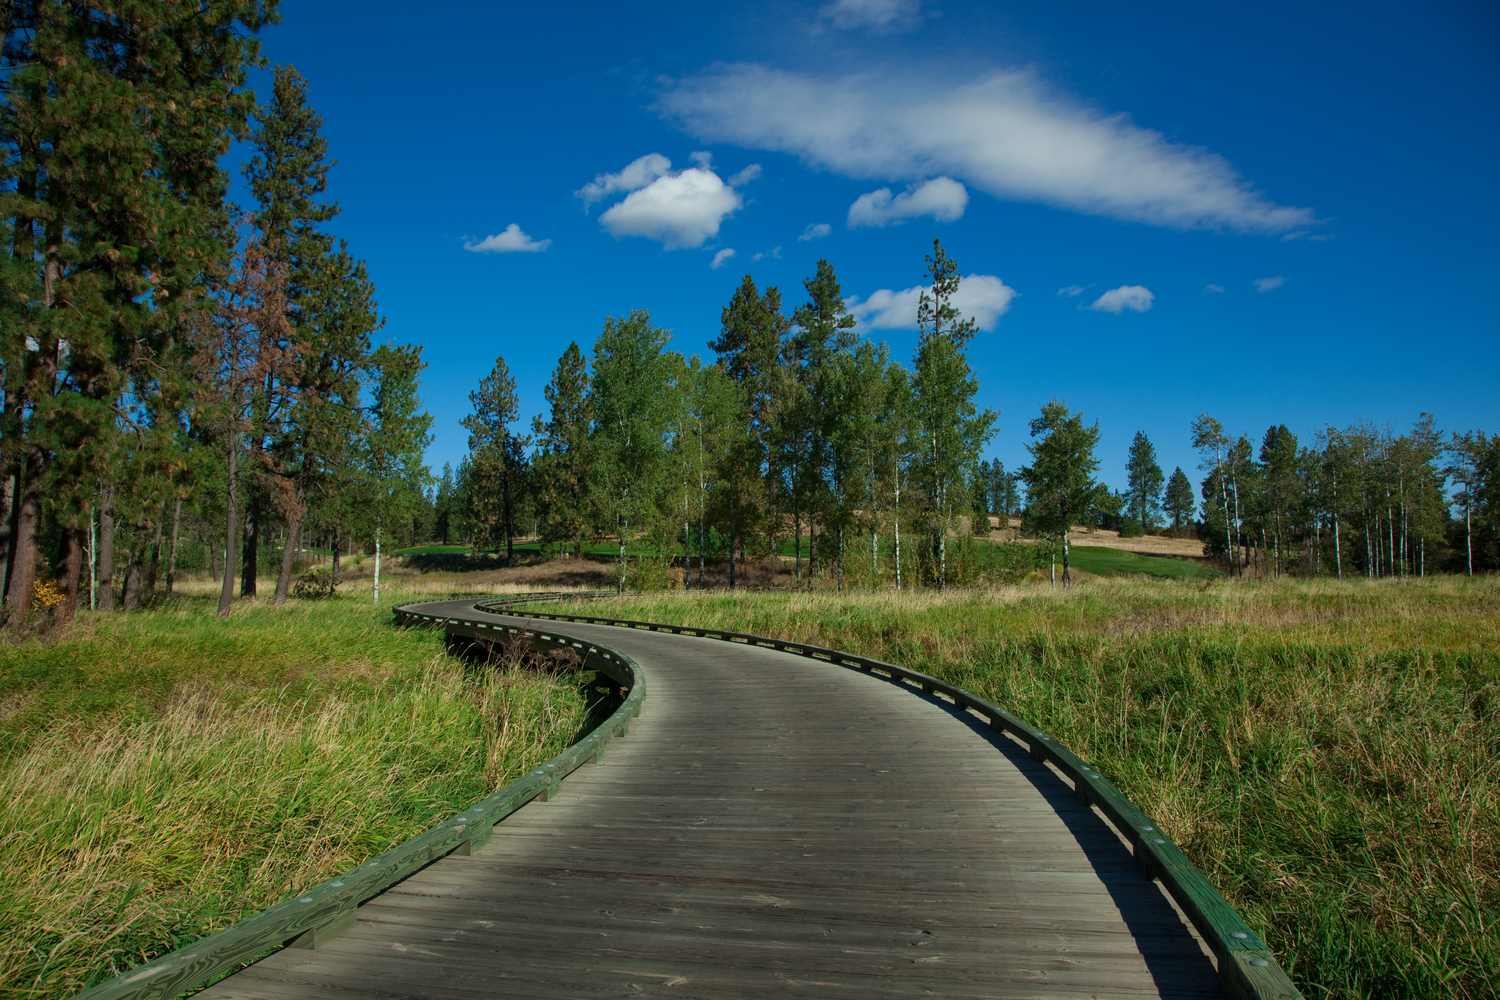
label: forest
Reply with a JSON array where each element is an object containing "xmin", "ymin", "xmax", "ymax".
[{"xmin": 4, "ymin": 2, "xmax": 1500, "ymax": 631}]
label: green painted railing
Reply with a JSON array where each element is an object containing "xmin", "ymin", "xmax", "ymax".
[
  {"xmin": 475, "ymin": 597, "xmax": 1305, "ymax": 1000},
  {"xmin": 69, "ymin": 593, "xmax": 632, "ymax": 1000}
]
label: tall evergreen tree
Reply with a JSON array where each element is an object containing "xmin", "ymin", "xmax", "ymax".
[
  {"xmin": 462, "ymin": 355, "xmax": 530, "ymax": 564},
  {"xmin": 1164, "ymin": 466, "xmax": 1195, "ymax": 536},
  {"xmin": 910, "ymin": 239, "xmax": 996, "ymax": 588},
  {"xmin": 1125, "ymin": 431, "xmax": 1164, "ymax": 536},
  {"xmin": 532, "ymin": 343, "xmax": 592, "ymax": 558}
]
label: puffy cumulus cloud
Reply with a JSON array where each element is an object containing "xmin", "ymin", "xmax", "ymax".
[
  {"xmin": 711, "ymin": 248, "xmax": 737, "ymax": 269},
  {"xmin": 1088, "ymin": 285, "xmax": 1154, "ymax": 314},
  {"xmin": 799, "ymin": 222, "xmax": 832, "ymax": 242},
  {"xmin": 847, "ymin": 274, "xmax": 1016, "ymax": 331},
  {"xmin": 596, "ymin": 167, "xmax": 743, "ymax": 250},
  {"xmin": 1254, "ymin": 275, "xmax": 1285, "ymax": 292},
  {"xmin": 820, "ymin": 0, "xmax": 921, "ymax": 32},
  {"xmin": 659, "ymin": 65, "xmax": 1314, "ymax": 233},
  {"xmin": 847, "ymin": 177, "xmax": 967, "ymax": 228},
  {"xmin": 464, "ymin": 224, "xmax": 551, "ymax": 253},
  {"xmin": 575, "ymin": 153, "xmax": 671, "ymax": 211},
  {"xmin": 1057, "ymin": 285, "xmax": 1085, "ymax": 297}
]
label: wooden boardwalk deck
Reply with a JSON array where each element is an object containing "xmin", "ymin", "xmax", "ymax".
[{"xmin": 200, "ymin": 601, "xmax": 1224, "ymax": 999}]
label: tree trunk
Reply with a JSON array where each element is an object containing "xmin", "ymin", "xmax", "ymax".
[
  {"xmin": 57, "ymin": 527, "xmax": 85, "ymax": 621},
  {"xmin": 274, "ymin": 511, "xmax": 302, "ymax": 605},
  {"xmin": 166, "ymin": 498, "xmax": 182, "ymax": 596},
  {"xmin": 121, "ymin": 543, "xmax": 145, "ymax": 611},
  {"xmin": 98, "ymin": 498, "xmax": 116, "ymax": 611},
  {"xmin": 331, "ymin": 527, "xmax": 342, "ymax": 585},
  {"xmin": 0, "ymin": 462, "xmax": 12, "ymax": 602},
  {"xmin": 4, "ymin": 451, "xmax": 43, "ymax": 619},
  {"xmin": 729, "ymin": 497, "xmax": 736, "ymax": 591},
  {"xmin": 210, "ymin": 533, "xmax": 220, "ymax": 584},
  {"xmin": 617, "ymin": 516, "xmax": 626, "ymax": 594},
  {"xmin": 144, "ymin": 513, "xmax": 164, "ymax": 602},
  {"xmin": 373, "ymin": 522, "xmax": 383, "ymax": 604},
  {"xmin": 219, "ymin": 434, "xmax": 238, "ymax": 618},
  {"xmin": 241, "ymin": 494, "xmax": 259, "ymax": 597},
  {"xmin": 1061, "ymin": 527, "xmax": 1071, "ymax": 589}
]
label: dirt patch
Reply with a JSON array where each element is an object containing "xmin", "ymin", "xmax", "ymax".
[{"xmin": 984, "ymin": 516, "xmax": 1208, "ymax": 560}]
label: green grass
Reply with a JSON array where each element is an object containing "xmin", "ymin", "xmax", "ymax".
[
  {"xmin": 1065, "ymin": 543, "xmax": 1222, "ymax": 579},
  {"xmin": 554, "ymin": 578, "xmax": 1500, "ymax": 1000},
  {"xmin": 0, "ymin": 586, "xmax": 608, "ymax": 998},
  {"xmin": 391, "ymin": 544, "xmax": 476, "ymax": 556}
]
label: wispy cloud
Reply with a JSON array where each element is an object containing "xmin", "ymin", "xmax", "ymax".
[
  {"xmin": 1088, "ymin": 285, "xmax": 1154, "ymax": 314},
  {"xmin": 1254, "ymin": 275, "xmax": 1285, "ymax": 292},
  {"xmin": 464, "ymin": 224, "xmax": 551, "ymax": 254},
  {"xmin": 751, "ymin": 246, "xmax": 782, "ymax": 262},
  {"xmin": 583, "ymin": 155, "xmax": 746, "ymax": 250},
  {"xmin": 659, "ymin": 65, "xmax": 1313, "ymax": 233},
  {"xmin": 711, "ymin": 248, "xmax": 736, "ymax": 269},
  {"xmin": 847, "ymin": 274, "xmax": 1016, "ymax": 331},
  {"xmin": 847, "ymin": 177, "xmax": 968, "ymax": 228},
  {"xmin": 819, "ymin": 0, "xmax": 921, "ymax": 32},
  {"xmin": 575, "ymin": 153, "xmax": 671, "ymax": 212},
  {"xmin": 1057, "ymin": 285, "xmax": 1086, "ymax": 298},
  {"xmin": 1204, "ymin": 283, "xmax": 1225, "ymax": 293},
  {"xmin": 799, "ymin": 222, "xmax": 832, "ymax": 242}
]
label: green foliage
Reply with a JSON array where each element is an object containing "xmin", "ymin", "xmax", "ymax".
[
  {"xmin": 1164, "ymin": 466, "xmax": 1195, "ymax": 534},
  {"xmin": 532, "ymin": 343, "xmax": 592, "ymax": 556},
  {"xmin": 1020, "ymin": 398, "xmax": 1107, "ymax": 586},
  {"xmin": 1125, "ymin": 430, "xmax": 1164, "ymax": 533}
]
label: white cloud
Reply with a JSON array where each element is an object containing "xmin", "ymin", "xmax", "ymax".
[
  {"xmin": 1254, "ymin": 275, "xmax": 1285, "ymax": 292},
  {"xmin": 847, "ymin": 177, "xmax": 968, "ymax": 228},
  {"xmin": 820, "ymin": 0, "xmax": 920, "ymax": 32},
  {"xmin": 1057, "ymin": 285, "xmax": 1085, "ymax": 298},
  {"xmin": 689, "ymin": 150, "xmax": 714, "ymax": 169},
  {"xmin": 596, "ymin": 166, "xmax": 744, "ymax": 250},
  {"xmin": 727, "ymin": 163, "xmax": 762, "ymax": 186},
  {"xmin": 1205, "ymin": 283, "xmax": 1225, "ymax": 293},
  {"xmin": 711, "ymin": 248, "xmax": 737, "ymax": 269},
  {"xmin": 659, "ymin": 65, "xmax": 1313, "ymax": 233},
  {"xmin": 575, "ymin": 153, "xmax": 672, "ymax": 211},
  {"xmin": 1088, "ymin": 285, "xmax": 1154, "ymax": 314},
  {"xmin": 464, "ymin": 224, "xmax": 551, "ymax": 254},
  {"xmin": 799, "ymin": 222, "xmax": 832, "ymax": 242},
  {"xmin": 847, "ymin": 274, "xmax": 1016, "ymax": 331},
  {"xmin": 751, "ymin": 246, "xmax": 782, "ymax": 262}
]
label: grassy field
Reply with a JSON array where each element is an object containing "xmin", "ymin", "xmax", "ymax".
[
  {"xmin": 553, "ymin": 578, "xmax": 1499, "ymax": 1000},
  {"xmin": 0, "ymin": 582, "xmax": 611, "ymax": 999},
  {"xmin": 1066, "ymin": 543, "xmax": 1222, "ymax": 579}
]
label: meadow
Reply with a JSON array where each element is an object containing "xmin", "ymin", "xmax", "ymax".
[
  {"xmin": 0, "ymin": 580, "xmax": 610, "ymax": 999},
  {"xmin": 3, "ymin": 567, "xmax": 1494, "ymax": 1000},
  {"xmin": 552, "ymin": 578, "xmax": 1499, "ymax": 1000}
]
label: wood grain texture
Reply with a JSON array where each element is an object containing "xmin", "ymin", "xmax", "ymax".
[{"xmin": 193, "ymin": 601, "xmax": 1225, "ymax": 1000}]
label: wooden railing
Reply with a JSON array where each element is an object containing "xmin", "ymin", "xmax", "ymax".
[
  {"xmin": 70, "ymin": 593, "xmax": 635, "ymax": 1000},
  {"xmin": 475, "ymin": 596, "xmax": 1305, "ymax": 1000}
]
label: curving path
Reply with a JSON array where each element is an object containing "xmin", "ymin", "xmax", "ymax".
[{"xmin": 199, "ymin": 600, "xmax": 1224, "ymax": 999}]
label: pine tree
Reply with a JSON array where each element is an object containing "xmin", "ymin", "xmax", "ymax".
[
  {"xmin": 910, "ymin": 240, "xmax": 997, "ymax": 588},
  {"xmin": 462, "ymin": 355, "xmax": 530, "ymax": 565},
  {"xmin": 532, "ymin": 343, "xmax": 593, "ymax": 558},
  {"xmin": 1164, "ymin": 467, "xmax": 1195, "ymax": 536},
  {"xmin": 1125, "ymin": 431, "xmax": 1165, "ymax": 537}
]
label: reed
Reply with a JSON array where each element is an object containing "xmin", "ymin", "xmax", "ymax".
[{"xmin": 0, "ymin": 587, "xmax": 602, "ymax": 998}]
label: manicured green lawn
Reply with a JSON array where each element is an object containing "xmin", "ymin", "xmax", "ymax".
[{"xmin": 1065, "ymin": 544, "xmax": 1222, "ymax": 579}]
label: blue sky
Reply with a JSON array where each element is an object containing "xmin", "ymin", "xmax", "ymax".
[{"xmin": 243, "ymin": 0, "xmax": 1499, "ymax": 490}]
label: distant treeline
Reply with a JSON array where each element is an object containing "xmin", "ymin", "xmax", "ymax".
[{"xmin": 436, "ymin": 244, "xmax": 1499, "ymax": 588}]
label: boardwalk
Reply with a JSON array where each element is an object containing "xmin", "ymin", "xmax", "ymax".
[{"xmin": 200, "ymin": 601, "xmax": 1223, "ymax": 999}]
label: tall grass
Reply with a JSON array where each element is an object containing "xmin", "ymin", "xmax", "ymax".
[
  {"xmin": 0, "ymin": 588, "xmax": 603, "ymax": 999},
  {"xmin": 558, "ymin": 577, "xmax": 1500, "ymax": 1000}
]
